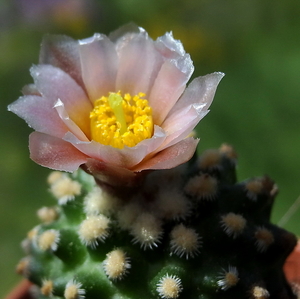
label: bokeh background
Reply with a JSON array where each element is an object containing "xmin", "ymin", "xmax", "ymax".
[{"xmin": 1, "ymin": 0, "xmax": 300, "ymax": 296}]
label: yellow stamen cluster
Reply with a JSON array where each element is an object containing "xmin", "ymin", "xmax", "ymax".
[{"xmin": 90, "ymin": 92, "xmax": 153, "ymax": 149}]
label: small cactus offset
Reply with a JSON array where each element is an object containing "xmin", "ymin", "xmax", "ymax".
[{"xmin": 17, "ymin": 145, "xmax": 297, "ymax": 299}]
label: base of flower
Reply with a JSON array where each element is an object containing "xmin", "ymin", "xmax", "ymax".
[{"xmin": 81, "ymin": 162, "xmax": 149, "ymax": 198}]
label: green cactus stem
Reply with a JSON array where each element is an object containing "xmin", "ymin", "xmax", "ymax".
[{"xmin": 17, "ymin": 145, "xmax": 297, "ymax": 299}]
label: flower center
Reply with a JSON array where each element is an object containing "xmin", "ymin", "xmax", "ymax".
[{"xmin": 90, "ymin": 92, "xmax": 153, "ymax": 149}]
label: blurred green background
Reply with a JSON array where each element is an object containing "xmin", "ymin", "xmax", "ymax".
[{"xmin": 1, "ymin": 0, "xmax": 300, "ymax": 296}]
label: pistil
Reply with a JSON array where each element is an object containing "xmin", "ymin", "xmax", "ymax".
[{"xmin": 108, "ymin": 93, "xmax": 127, "ymax": 135}]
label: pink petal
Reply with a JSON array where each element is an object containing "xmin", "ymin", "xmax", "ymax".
[
  {"xmin": 8, "ymin": 95, "xmax": 68, "ymax": 138},
  {"xmin": 31, "ymin": 64, "xmax": 93, "ymax": 138},
  {"xmin": 63, "ymin": 132, "xmax": 148, "ymax": 168},
  {"xmin": 115, "ymin": 34, "xmax": 163, "ymax": 95},
  {"xmin": 136, "ymin": 125, "xmax": 167, "ymax": 155},
  {"xmin": 85, "ymin": 158, "xmax": 138, "ymax": 188},
  {"xmin": 168, "ymin": 72, "xmax": 224, "ymax": 116},
  {"xmin": 159, "ymin": 72, "xmax": 224, "ymax": 149},
  {"xmin": 155, "ymin": 31, "xmax": 188, "ymax": 60},
  {"xmin": 54, "ymin": 99, "xmax": 89, "ymax": 141},
  {"xmin": 109, "ymin": 23, "xmax": 142, "ymax": 43},
  {"xmin": 133, "ymin": 137, "xmax": 199, "ymax": 171},
  {"xmin": 148, "ymin": 32, "xmax": 195, "ymax": 125},
  {"xmin": 39, "ymin": 34, "xmax": 85, "ymax": 91},
  {"xmin": 160, "ymin": 105, "xmax": 208, "ymax": 150},
  {"xmin": 148, "ymin": 60, "xmax": 188, "ymax": 125},
  {"xmin": 29, "ymin": 132, "xmax": 88, "ymax": 172},
  {"xmin": 62, "ymin": 126, "xmax": 165, "ymax": 169},
  {"xmin": 21, "ymin": 84, "xmax": 41, "ymax": 96},
  {"xmin": 79, "ymin": 34, "xmax": 118, "ymax": 102}
]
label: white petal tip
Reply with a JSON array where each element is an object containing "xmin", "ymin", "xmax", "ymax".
[
  {"xmin": 79, "ymin": 33, "xmax": 104, "ymax": 45},
  {"xmin": 214, "ymin": 71, "xmax": 225, "ymax": 80}
]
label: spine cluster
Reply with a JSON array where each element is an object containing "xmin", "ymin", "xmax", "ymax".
[{"xmin": 17, "ymin": 145, "xmax": 297, "ymax": 299}]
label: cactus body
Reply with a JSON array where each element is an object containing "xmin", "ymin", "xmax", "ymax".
[{"xmin": 17, "ymin": 145, "xmax": 297, "ymax": 299}]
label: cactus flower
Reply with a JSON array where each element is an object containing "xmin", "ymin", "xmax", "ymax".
[{"xmin": 8, "ymin": 24, "xmax": 224, "ymax": 186}]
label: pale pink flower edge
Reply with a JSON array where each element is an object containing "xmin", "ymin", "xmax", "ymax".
[{"xmin": 8, "ymin": 24, "xmax": 224, "ymax": 185}]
